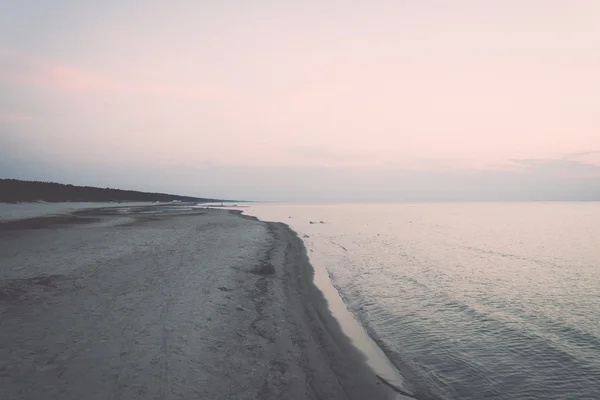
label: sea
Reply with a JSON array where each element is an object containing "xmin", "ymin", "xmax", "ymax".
[{"xmin": 247, "ymin": 203, "xmax": 600, "ymax": 400}]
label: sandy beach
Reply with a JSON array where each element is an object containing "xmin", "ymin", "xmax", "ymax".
[{"xmin": 0, "ymin": 205, "xmax": 398, "ymax": 399}]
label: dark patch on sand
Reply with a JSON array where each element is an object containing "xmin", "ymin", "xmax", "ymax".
[
  {"xmin": 0, "ymin": 275, "xmax": 64, "ymax": 301},
  {"xmin": 251, "ymin": 262, "xmax": 276, "ymax": 275},
  {"xmin": 228, "ymin": 209, "xmax": 260, "ymax": 222},
  {"xmin": 0, "ymin": 215, "xmax": 100, "ymax": 231}
]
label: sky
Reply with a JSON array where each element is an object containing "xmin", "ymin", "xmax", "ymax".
[{"xmin": 1, "ymin": 0, "xmax": 599, "ymax": 201}]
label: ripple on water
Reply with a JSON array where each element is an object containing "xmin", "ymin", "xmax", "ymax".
[{"xmin": 249, "ymin": 203, "xmax": 600, "ymax": 400}]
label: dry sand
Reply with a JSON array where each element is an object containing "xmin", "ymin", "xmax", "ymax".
[{"xmin": 0, "ymin": 206, "xmax": 400, "ymax": 399}]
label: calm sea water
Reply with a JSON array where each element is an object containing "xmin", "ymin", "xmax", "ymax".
[{"xmin": 248, "ymin": 203, "xmax": 600, "ymax": 400}]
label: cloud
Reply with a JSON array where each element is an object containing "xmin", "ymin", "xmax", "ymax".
[
  {"xmin": 284, "ymin": 145, "xmax": 371, "ymax": 166},
  {"xmin": 562, "ymin": 150, "xmax": 600, "ymax": 159},
  {"xmin": 561, "ymin": 150, "xmax": 600, "ymax": 167},
  {"xmin": 0, "ymin": 113, "xmax": 32, "ymax": 123},
  {"xmin": 3, "ymin": 150, "xmax": 599, "ymax": 201},
  {"xmin": 505, "ymin": 157, "xmax": 600, "ymax": 179},
  {"xmin": 0, "ymin": 48, "xmax": 224, "ymax": 100},
  {"xmin": 0, "ymin": 48, "xmax": 110, "ymax": 93}
]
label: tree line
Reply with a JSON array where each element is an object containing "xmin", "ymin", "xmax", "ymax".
[{"xmin": 0, "ymin": 179, "xmax": 223, "ymax": 203}]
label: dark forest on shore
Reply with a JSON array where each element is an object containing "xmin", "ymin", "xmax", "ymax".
[{"xmin": 0, "ymin": 179, "xmax": 223, "ymax": 203}]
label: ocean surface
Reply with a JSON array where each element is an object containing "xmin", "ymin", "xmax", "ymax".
[{"xmin": 247, "ymin": 203, "xmax": 600, "ymax": 400}]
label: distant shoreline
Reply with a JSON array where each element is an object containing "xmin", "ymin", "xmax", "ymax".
[{"xmin": 0, "ymin": 178, "xmax": 229, "ymax": 203}]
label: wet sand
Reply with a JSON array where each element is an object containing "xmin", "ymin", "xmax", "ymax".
[{"xmin": 0, "ymin": 206, "xmax": 401, "ymax": 399}]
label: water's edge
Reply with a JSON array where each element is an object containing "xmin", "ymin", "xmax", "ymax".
[{"xmin": 242, "ymin": 209, "xmax": 415, "ymax": 398}]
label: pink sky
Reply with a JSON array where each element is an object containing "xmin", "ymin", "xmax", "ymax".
[{"xmin": 1, "ymin": 1, "xmax": 599, "ymax": 200}]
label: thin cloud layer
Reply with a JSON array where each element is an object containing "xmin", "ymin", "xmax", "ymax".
[{"xmin": 1, "ymin": 1, "xmax": 599, "ymax": 200}]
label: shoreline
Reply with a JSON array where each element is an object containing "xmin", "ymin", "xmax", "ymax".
[
  {"xmin": 234, "ymin": 209, "xmax": 415, "ymax": 399},
  {"xmin": 256, "ymin": 219, "xmax": 413, "ymax": 400},
  {"xmin": 0, "ymin": 205, "xmax": 404, "ymax": 399}
]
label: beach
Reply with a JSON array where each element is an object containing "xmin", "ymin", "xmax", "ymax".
[{"xmin": 0, "ymin": 205, "xmax": 399, "ymax": 399}]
